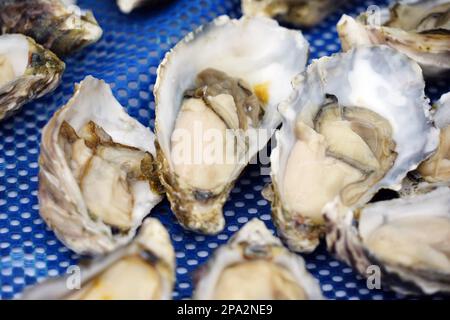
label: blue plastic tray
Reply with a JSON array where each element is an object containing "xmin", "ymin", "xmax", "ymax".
[{"xmin": 0, "ymin": 0, "xmax": 448, "ymax": 300}]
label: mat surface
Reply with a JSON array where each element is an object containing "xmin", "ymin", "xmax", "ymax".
[{"xmin": 0, "ymin": 0, "xmax": 448, "ymax": 300}]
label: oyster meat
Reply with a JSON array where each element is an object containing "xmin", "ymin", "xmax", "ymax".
[
  {"xmin": 242, "ymin": 0, "xmax": 346, "ymax": 27},
  {"xmin": 21, "ymin": 218, "xmax": 175, "ymax": 300},
  {"xmin": 39, "ymin": 76, "xmax": 163, "ymax": 255},
  {"xmin": 155, "ymin": 15, "xmax": 309, "ymax": 234},
  {"xmin": 0, "ymin": 33, "xmax": 64, "ymax": 121},
  {"xmin": 337, "ymin": 0, "xmax": 450, "ymax": 78},
  {"xmin": 268, "ymin": 45, "xmax": 438, "ymax": 253},
  {"xmin": 0, "ymin": 0, "xmax": 103, "ymax": 56},
  {"xmin": 418, "ymin": 92, "xmax": 450, "ymax": 182},
  {"xmin": 325, "ymin": 186, "xmax": 450, "ymax": 295},
  {"xmin": 193, "ymin": 218, "xmax": 323, "ymax": 300}
]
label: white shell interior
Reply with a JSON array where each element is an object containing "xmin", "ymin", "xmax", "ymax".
[
  {"xmin": 155, "ymin": 15, "xmax": 309, "ymax": 174},
  {"xmin": 56, "ymin": 76, "xmax": 161, "ymax": 234},
  {"xmin": 272, "ymin": 45, "xmax": 438, "ymax": 208},
  {"xmin": 0, "ymin": 34, "xmax": 29, "ymax": 86},
  {"xmin": 359, "ymin": 187, "xmax": 450, "ymax": 240},
  {"xmin": 194, "ymin": 219, "xmax": 323, "ymax": 299}
]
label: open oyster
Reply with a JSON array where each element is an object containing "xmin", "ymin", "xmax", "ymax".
[
  {"xmin": 0, "ymin": 34, "xmax": 64, "ymax": 121},
  {"xmin": 267, "ymin": 45, "xmax": 438, "ymax": 253},
  {"xmin": 418, "ymin": 92, "xmax": 450, "ymax": 182},
  {"xmin": 0, "ymin": 0, "xmax": 103, "ymax": 56},
  {"xmin": 21, "ymin": 218, "xmax": 175, "ymax": 300},
  {"xmin": 337, "ymin": 0, "xmax": 450, "ymax": 78},
  {"xmin": 325, "ymin": 186, "xmax": 450, "ymax": 295},
  {"xmin": 155, "ymin": 15, "xmax": 309, "ymax": 234},
  {"xmin": 193, "ymin": 218, "xmax": 323, "ymax": 299},
  {"xmin": 39, "ymin": 76, "xmax": 163, "ymax": 255},
  {"xmin": 117, "ymin": 0, "xmax": 165, "ymax": 14},
  {"xmin": 242, "ymin": 0, "xmax": 346, "ymax": 27}
]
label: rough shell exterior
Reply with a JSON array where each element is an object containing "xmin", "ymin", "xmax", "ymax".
[
  {"xmin": 0, "ymin": 34, "xmax": 64, "ymax": 121},
  {"xmin": 0, "ymin": 0, "xmax": 103, "ymax": 56}
]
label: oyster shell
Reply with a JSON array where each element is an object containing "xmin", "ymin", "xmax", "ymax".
[
  {"xmin": 337, "ymin": 0, "xmax": 450, "ymax": 78},
  {"xmin": 193, "ymin": 218, "xmax": 323, "ymax": 300},
  {"xmin": 21, "ymin": 218, "xmax": 175, "ymax": 300},
  {"xmin": 242, "ymin": 0, "xmax": 346, "ymax": 27},
  {"xmin": 39, "ymin": 76, "xmax": 163, "ymax": 255},
  {"xmin": 417, "ymin": 92, "xmax": 450, "ymax": 182},
  {"xmin": 268, "ymin": 45, "xmax": 439, "ymax": 253},
  {"xmin": 0, "ymin": 0, "xmax": 103, "ymax": 56},
  {"xmin": 155, "ymin": 15, "xmax": 309, "ymax": 234},
  {"xmin": 117, "ymin": 0, "xmax": 165, "ymax": 14},
  {"xmin": 0, "ymin": 34, "xmax": 64, "ymax": 121},
  {"xmin": 325, "ymin": 186, "xmax": 450, "ymax": 295}
]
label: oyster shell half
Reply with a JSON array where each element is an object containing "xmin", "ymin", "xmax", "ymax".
[
  {"xmin": 325, "ymin": 186, "xmax": 450, "ymax": 295},
  {"xmin": 0, "ymin": 0, "xmax": 103, "ymax": 56},
  {"xmin": 337, "ymin": 0, "xmax": 450, "ymax": 78},
  {"xmin": 268, "ymin": 45, "xmax": 438, "ymax": 253},
  {"xmin": 21, "ymin": 218, "xmax": 175, "ymax": 300},
  {"xmin": 0, "ymin": 34, "xmax": 64, "ymax": 121},
  {"xmin": 418, "ymin": 92, "xmax": 450, "ymax": 183},
  {"xmin": 117, "ymin": 0, "xmax": 165, "ymax": 14},
  {"xmin": 242, "ymin": 0, "xmax": 346, "ymax": 27},
  {"xmin": 155, "ymin": 15, "xmax": 309, "ymax": 234},
  {"xmin": 39, "ymin": 76, "xmax": 163, "ymax": 255},
  {"xmin": 193, "ymin": 218, "xmax": 323, "ymax": 300}
]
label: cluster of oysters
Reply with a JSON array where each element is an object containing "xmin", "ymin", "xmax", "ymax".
[{"xmin": 1, "ymin": 0, "xmax": 449, "ymax": 300}]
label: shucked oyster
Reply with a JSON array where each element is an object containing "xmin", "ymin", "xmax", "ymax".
[
  {"xmin": 242, "ymin": 0, "xmax": 346, "ymax": 27},
  {"xmin": 0, "ymin": 34, "xmax": 64, "ymax": 121},
  {"xmin": 117, "ymin": 0, "xmax": 165, "ymax": 14},
  {"xmin": 39, "ymin": 76, "xmax": 163, "ymax": 255},
  {"xmin": 193, "ymin": 218, "xmax": 323, "ymax": 300},
  {"xmin": 337, "ymin": 0, "xmax": 450, "ymax": 78},
  {"xmin": 155, "ymin": 16, "xmax": 309, "ymax": 234},
  {"xmin": 0, "ymin": 0, "xmax": 103, "ymax": 56},
  {"xmin": 417, "ymin": 92, "xmax": 450, "ymax": 182},
  {"xmin": 21, "ymin": 218, "xmax": 175, "ymax": 300},
  {"xmin": 325, "ymin": 186, "xmax": 450, "ymax": 295},
  {"xmin": 267, "ymin": 45, "xmax": 438, "ymax": 253}
]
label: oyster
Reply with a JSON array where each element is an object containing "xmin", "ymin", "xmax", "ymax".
[
  {"xmin": 117, "ymin": 0, "xmax": 165, "ymax": 14},
  {"xmin": 21, "ymin": 218, "xmax": 175, "ymax": 300},
  {"xmin": 337, "ymin": 0, "xmax": 450, "ymax": 78},
  {"xmin": 268, "ymin": 45, "xmax": 439, "ymax": 253},
  {"xmin": 0, "ymin": 0, "xmax": 103, "ymax": 56},
  {"xmin": 154, "ymin": 15, "xmax": 309, "ymax": 234},
  {"xmin": 193, "ymin": 218, "xmax": 323, "ymax": 299},
  {"xmin": 418, "ymin": 92, "xmax": 450, "ymax": 182},
  {"xmin": 0, "ymin": 34, "xmax": 64, "ymax": 121},
  {"xmin": 39, "ymin": 76, "xmax": 163, "ymax": 255},
  {"xmin": 242, "ymin": 0, "xmax": 346, "ymax": 27},
  {"xmin": 325, "ymin": 186, "xmax": 450, "ymax": 295}
]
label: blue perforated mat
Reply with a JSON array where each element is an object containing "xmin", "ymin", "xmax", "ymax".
[{"xmin": 0, "ymin": 0, "xmax": 449, "ymax": 300}]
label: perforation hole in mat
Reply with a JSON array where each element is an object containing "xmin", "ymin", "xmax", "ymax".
[{"xmin": 0, "ymin": 0, "xmax": 449, "ymax": 300}]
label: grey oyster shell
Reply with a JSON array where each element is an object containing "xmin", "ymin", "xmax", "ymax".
[
  {"xmin": 0, "ymin": 33, "xmax": 64, "ymax": 121},
  {"xmin": 0, "ymin": 0, "xmax": 103, "ymax": 56}
]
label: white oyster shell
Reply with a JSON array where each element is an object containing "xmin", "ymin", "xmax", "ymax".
[
  {"xmin": 269, "ymin": 45, "xmax": 439, "ymax": 252},
  {"xmin": 193, "ymin": 218, "xmax": 323, "ymax": 300},
  {"xmin": 325, "ymin": 186, "xmax": 450, "ymax": 295},
  {"xmin": 155, "ymin": 15, "xmax": 309, "ymax": 234},
  {"xmin": 39, "ymin": 76, "xmax": 163, "ymax": 255},
  {"xmin": 0, "ymin": 34, "xmax": 64, "ymax": 121},
  {"xmin": 337, "ymin": 0, "xmax": 450, "ymax": 78},
  {"xmin": 242, "ymin": 0, "xmax": 346, "ymax": 27},
  {"xmin": 21, "ymin": 218, "xmax": 175, "ymax": 300}
]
